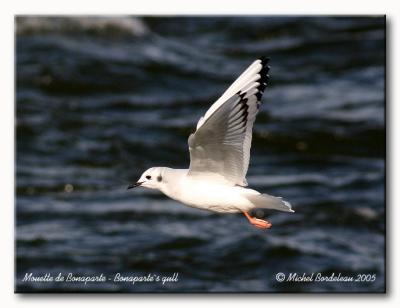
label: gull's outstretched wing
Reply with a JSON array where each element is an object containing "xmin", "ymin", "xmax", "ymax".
[{"xmin": 187, "ymin": 57, "xmax": 270, "ymax": 186}]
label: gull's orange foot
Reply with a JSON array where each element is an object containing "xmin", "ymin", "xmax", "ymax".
[{"xmin": 243, "ymin": 211, "xmax": 272, "ymax": 229}]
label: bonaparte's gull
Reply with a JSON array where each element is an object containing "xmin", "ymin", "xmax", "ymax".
[{"xmin": 128, "ymin": 57, "xmax": 294, "ymax": 229}]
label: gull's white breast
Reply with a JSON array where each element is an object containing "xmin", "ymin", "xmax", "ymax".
[{"xmin": 169, "ymin": 175, "xmax": 259, "ymax": 213}]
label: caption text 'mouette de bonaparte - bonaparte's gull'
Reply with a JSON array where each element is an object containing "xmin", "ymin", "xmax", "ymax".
[{"xmin": 128, "ymin": 57, "xmax": 294, "ymax": 229}]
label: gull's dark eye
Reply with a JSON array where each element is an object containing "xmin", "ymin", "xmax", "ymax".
[{"xmin": 146, "ymin": 175, "xmax": 151, "ymax": 180}]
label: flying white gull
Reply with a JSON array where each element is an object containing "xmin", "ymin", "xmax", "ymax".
[{"xmin": 128, "ymin": 57, "xmax": 294, "ymax": 229}]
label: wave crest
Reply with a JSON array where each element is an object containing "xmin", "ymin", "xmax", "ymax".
[{"xmin": 16, "ymin": 16, "xmax": 148, "ymax": 37}]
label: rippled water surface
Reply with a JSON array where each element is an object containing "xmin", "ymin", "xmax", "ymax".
[{"xmin": 16, "ymin": 16, "xmax": 385, "ymax": 293}]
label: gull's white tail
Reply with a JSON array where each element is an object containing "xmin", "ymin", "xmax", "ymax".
[{"xmin": 247, "ymin": 193, "xmax": 294, "ymax": 213}]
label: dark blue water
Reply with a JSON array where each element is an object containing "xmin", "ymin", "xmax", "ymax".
[{"xmin": 16, "ymin": 16, "xmax": 385, "ymax": 293}]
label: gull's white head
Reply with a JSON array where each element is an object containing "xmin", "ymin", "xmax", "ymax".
[{"xmin": 127, "ymin": 167, "xmax": 164, "ymax": 190}]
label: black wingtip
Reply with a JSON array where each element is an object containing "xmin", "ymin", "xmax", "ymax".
[
  {"xmin": 256, "ymin": 57, "xmax": 271, "ymax": 99},
  {"xmin": 259, "ymin": 56, "xmax": 270, "ymax": 65}
]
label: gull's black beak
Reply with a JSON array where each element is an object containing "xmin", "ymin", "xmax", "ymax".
[{"xmin": 127, "ymin": 182, "xmax": 143, "ymax": 190}]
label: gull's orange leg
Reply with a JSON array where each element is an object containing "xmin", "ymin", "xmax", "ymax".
[{"xmin": 243, "ymin": 211, "xmax": 272, "ymax": 229}]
